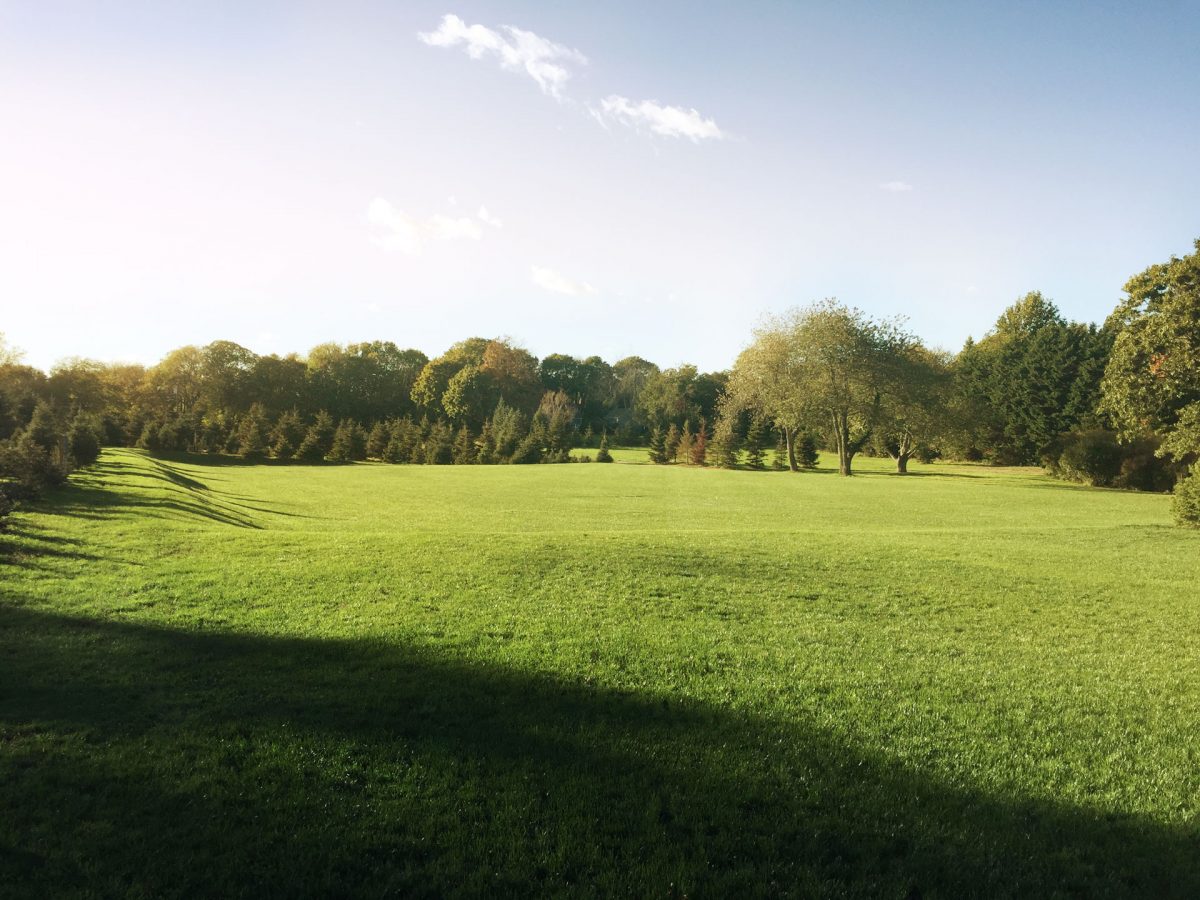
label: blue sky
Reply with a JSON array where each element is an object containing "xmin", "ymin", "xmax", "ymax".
[{"xmin": 2, "ymin": 1, "xmax": 1197, "ymax": 371}]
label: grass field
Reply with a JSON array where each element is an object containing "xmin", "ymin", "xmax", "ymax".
[{"xmin": 3, "ymin": 449, "xmax": 1199, "ymax": 897}]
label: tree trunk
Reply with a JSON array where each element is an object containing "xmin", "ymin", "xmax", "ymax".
[
  {"xmin": 833, "ymin": 412, "xmax": 853, "ymax": 476},
  {"xmin": 896, "ymin": 454, "xmax": 909, "ymax": 474},
  {"xmin": 785, "ymin": 427, "xmax": 798, "ymax": 472}
]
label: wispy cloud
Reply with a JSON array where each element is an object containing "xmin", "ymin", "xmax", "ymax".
[
  {"xmin": 598, "ymin": 95, "xmax": 725, "ymax": 141},
  {"xmin": 477, "ymin": 206, "xmax": 503, "ymax": 228},
  {"xmin": 418, "ymin": 14, "xmax": 586, "ymax": 99},
  {"xmin": 531, "ymin": 265, "xmax": 597, "ymax": 296},
  {"xmin": 880, "ymin": 180, "xmax": 914, "ymax": 192},
  {"xmin": 367, "ymin": 197, "xmax": 483, "ymax": 255}
]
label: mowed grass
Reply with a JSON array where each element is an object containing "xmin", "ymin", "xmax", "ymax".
[{"xmin": 2, "ymin": 449, "xmax": 1199, "ymax": 897}]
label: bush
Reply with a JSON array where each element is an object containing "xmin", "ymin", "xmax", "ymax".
[
  {"xmin": 0, "ymin": 432, "xmax": 67, "ymax": 495},
  {"xmin": 1051, "ymin": 429, "xmax": 1123, "ymax": 487},
  {"xmin": 1174, "ymin": 471, "xmax": 1200, "ymax": 527},
  {"xmin": 0, "ymin": 490, "xmax": 13, "ymax": 531},
  {"xmin": 1047, "ymin": 429, "xmax": 1175, "ymax": 491}
]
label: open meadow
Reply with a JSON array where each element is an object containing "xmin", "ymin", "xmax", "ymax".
[{"xmin": 2, "ymin": 449, "xmax": 1199, "ymax": 897}]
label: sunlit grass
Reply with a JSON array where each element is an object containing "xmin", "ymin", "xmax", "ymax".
[{"xmin": 2, "ymin": 448, "xmax": 1198, "ymax": 896}]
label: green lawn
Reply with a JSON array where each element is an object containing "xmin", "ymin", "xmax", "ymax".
[{"xmin": 2, "ymin": 449, "xmax": 1199, "ymax": 897}]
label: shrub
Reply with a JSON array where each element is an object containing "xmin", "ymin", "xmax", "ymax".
[
  {"xmin": 1173, "ymin": 471, "xmax": 1200, "ymax": 527},
  {"xmin": 1046, "ymin": 429, "xmax": 1175, "ymax": 491},
  {"xmin": 1051, "ymin": 429, "xmax": 1122, "ymax": 487},
  {"xmin": 0, "ymin": 432, "xmax": 66, "ymax": 494},
  {"xmin": 0, "ymin": 490, "xmax": 13, "ymax": 531}
]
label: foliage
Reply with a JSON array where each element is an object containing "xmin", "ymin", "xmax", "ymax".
[
  {"xmin": 711, "ymin": 417, "xmax": 740, "ymax": 469},
  {"xmin": 1173, "ymin": 470, "xmax": 1200, "ymax": 526},
  {"xmin": 793, "ymin": 431, "xmax": 819, "ymax": 469},
  {"xmin": 954, "ymin": 294, "xmax": 1112, "ymax": 465},
  {"xmin": 744, "ymin": 418, "xmax": 766, "ymax": 470},
  {"xmin": 595, "ymin": 436, "xmax": 613, "ymax": 463},
  {"xmin": 725, "ymin": 300, "xmax": 913, "ymax": 475},
  {"xmin": 1101, "ymin": 240, "xmax": 1200, "ymax": 466},
  {"xmin": 66, "ymin": 413, "xmax": 102, "ymax": 468}
]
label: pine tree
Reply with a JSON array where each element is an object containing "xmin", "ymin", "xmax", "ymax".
[
  {"xmin": 691, "ymin": 419, "xmax": 708, "ymax": 467},
  {"xmin": 475, "ymin": 420, "xmax": 497, "ymax": 464},
  {"xmin": 677, "ymin": 421, "xmax": 694, "ymax": 465},
  {"xmin": 744, "ymin": 419, "xmax": 767, "ymax": 470},
  {"xmin": 296, "ymin": 412, "xmax": 335, "ymax": 462},
  {"xmin": 664, "ymin": 423, "xmax": 681, "ymax": 463},
  {"xmin": 596, "ymin": 435, "xmax": 613, "ymax": 463},
  {"xmin": 271, "ymin": 410, "xmax": 304, "ymax": 460},
  {"xmin": 424, "ymin": 422, "xmax": 453, "ymax": 465},
  {"xmin": 382, "ymin": 418, "xmax": 408, "ymax": 463},
  {"xmin": 327, "ymin": 420, "xmax": 357, "ymax": 463},
  {"xmin": 510, "ymin": 432, "xmax": 543, "ymax": 464},
  {"xmin": 452, "ymin": 424, "xmax": 475, "ymax": 464},
  {"xmin": 67, "ymin": 412, "xmax": 102, "ymax": 468},
  {"xmin": 366, "ymin": 421, "xmax": 390, "ymax": 459},
  {"xmin": 794, "ymin": 431, "xmax": 819, "ymax": 469},
  {"xmin": 236, "ymin": 403, "xmax": 270, "ymax": 460},
  {"xmin": 711, "ymin": 417, "xmax": 740, "ymax": 469},
  {"xmin": 648, "ymin": 426, "xmax": 666, "ymax": 464},
  {"xmin": 772, "ymin": 428, "xmax": 788, "ymax": 470}
]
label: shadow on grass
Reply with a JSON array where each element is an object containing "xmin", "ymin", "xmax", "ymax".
[{"xmin": 1, "ymin": 604, "xmax": 1195, "ymax": 898}]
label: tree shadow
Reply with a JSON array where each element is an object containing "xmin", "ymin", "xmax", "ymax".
[{"xmin": 1, "ymin": 605, "xmax": 1194, "ymax": 897}]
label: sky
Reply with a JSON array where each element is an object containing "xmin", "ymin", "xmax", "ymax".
[{"xmin": 1, "ymin": 1, "xmax": 1198, "ymax": 373}]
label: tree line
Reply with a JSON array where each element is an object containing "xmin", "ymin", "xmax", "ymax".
[{"xmin": 1, "ymin": 239, "xmax": 1197, "ymax": 527}]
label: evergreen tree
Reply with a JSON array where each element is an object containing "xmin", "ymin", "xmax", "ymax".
[
  {"xmin": 67, "ymin": 412, "xmax": 102, "ymax": 468},
  {"xmin": 327, "ymin": 420, "xmax": 362, "ymax": 463},
  {"xmin": 677, "ymin": 420, "xmax": 694, "ymax": 464},
  {"xmin": 510, "ymin": 431, "xmax": 543, "ymax": 464},
  {"xmin": 711, "ymin": 416, "xmax": 740, "ymax": 469},
  {"xmin": 794, "ymin": 431, "xmax": 819, "ymax": 469},
  {"xmin": 744, "ymin": 418, "xmax": 767, "ymax": 470},
  {"xmin": 296, "ymin": 412, "xmax": 335, "ymax": 463},
  {"xmin": 664, "ymin": 423, "xmax": 681, "ymax": 463},
  {"xmin": 596, "ymin": 435, "xmax": 613, "ymax": 463},
  {"xmin": 236, "ymin": 403, "xmax": 270, "ymax": 460},
  {"xmin": 25, "ymin": 401, "xmax": 62, "ymax": 456},
  {"xmin": 382, "ymin": 418, "xmax": 409, "ymax": 463},
  {"xmin": 424, "ymin": 421, "xmax": 453, "ymax": 465},
  {"xmin": 772, "ymin": 429, "xmax": 788, "ymax": 470},
  {"xmin": 270, "ymin": 410, "xmax": 304, "ymax": 460},
  {"xmin": 452, "ymin": 424, "xmax": 475, "ymax": 464},
  {"xmin": 648, "ymin": 426, "xmax": 666, "ymax": 464},
  {"xmin": 366, "ymin": 421, "xmax": 390, "ymax": 459},
  {"xmin": 691, "ymin": 420, "xmax": 708, "ymax": 467},
  {"xmin": 475, "ymin": 420, "xmax": 497, "ymax": 464}
]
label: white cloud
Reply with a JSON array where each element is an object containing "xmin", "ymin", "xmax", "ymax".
[
  {"xmin": 367, "ymin": 197, "xmax": 483, "ymax": 255},
  {"xmin": 418, "ymin": 14, "xmax": 586, "ymax": 99},
  {"xmin": 531, "ymin": 265, "xmax": 597, "ymax": 296},
  {"xmin": 598, "ymin": 95, "xmax": 725, "ymax": 141},
  {"xmin": 477, "ymin": 206, "xmax": 503, "ymax": 228},
  {"xmin": 880, "ymin": 180, "xmax": 914, "ymax": 192}
]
